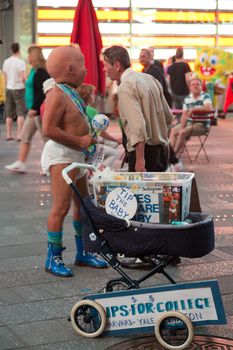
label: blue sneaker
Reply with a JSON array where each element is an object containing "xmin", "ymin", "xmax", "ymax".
[
  {"xmin": 74, "ymin": 236, "xmax": 108, "ymax": 268},
  {"xmin": 45, "ymin": 243, "xmax": 73, "ymax": 277}
]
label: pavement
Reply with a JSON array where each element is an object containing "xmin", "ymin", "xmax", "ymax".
[{"xmin": 0, "ymin": 116, "xmax": 233, "ymax": 349}]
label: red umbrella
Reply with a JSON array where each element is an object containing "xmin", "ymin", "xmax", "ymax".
[
  {"xmin": 71, "ymin": 0, "xmax": 105, "ymax": 95},
  {"xmin": 223, "ymin": 76, "xmax": 233, "ymax": 113}
]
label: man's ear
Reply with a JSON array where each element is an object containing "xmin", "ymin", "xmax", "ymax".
[
  {"xmin": 113, "ymin": 61, "xmax": 121, "ymax": 71},
  {"xmin": 67, "ymin": 64, "xmax": 73, "ymax": 73}
]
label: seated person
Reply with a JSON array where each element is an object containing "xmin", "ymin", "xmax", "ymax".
[
  {"xmin": 77, "ymin": 83, "xmax": 122, "ymax": 169},
  {"xmin": 170, "ymin": 77, "xmax": 212, "ymax": 155}
]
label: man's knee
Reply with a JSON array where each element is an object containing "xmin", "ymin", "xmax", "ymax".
[
  {"xmin": 179, "ymin": 128, "xmax": 188, "ymax": 137},
  {"xmin": 51, "ymin": 203, "xmax": 70, "ymax": 220},
  {"xmin": 171, "ymin": 124, "xmax": 180, "ymax": 136}
]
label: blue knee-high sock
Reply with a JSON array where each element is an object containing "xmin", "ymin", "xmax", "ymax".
[
  {"xmin": 47, "ymin": 231, "xmax": 63, "ymax": 246},
  {"xmin": 73, "ymin": 220, "xmax": 82, "ymax": 237}
]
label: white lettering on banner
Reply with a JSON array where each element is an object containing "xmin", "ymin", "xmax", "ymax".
[
  {"xmin": 95, "ymin": 287, "xmax": 218, "ymax": 332},
  {"xmin": 105, "ymin": 187, "xmax": 137, "ymax": 220},
  {"xmin": 105, "ymin": 297, "xmax": 210, "ymax": 318}
]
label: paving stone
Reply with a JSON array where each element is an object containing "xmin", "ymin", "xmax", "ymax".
[
  {"xmin": 0, "ymin": 326, "xmax": 25, "ymax": 349},
  {"xmin": 6, "ymin": 320, "xmax": 74, "ymax": 347},
  {"xmin": 28, "ymin": 340, "xmax": 119, "ymax": 350},
  {"xmin": 218, "ymin": 246, "xmax": 233, "ymax": 256},
  {"xmin": 218, "ymin": 276, "xmax": 233, "ymax": 295},
  {"xmin": 211, "ymin": 248, "xmax": 233, "ymax": 261},
  {"xmin": 222, "ymin": 294, "xmax": 233, "ymax": 315},
  {"xmin": 0, "ymin": 243, "xmax": 45, "ymax": 259},
  {"xmin": 0, "ymin": 256, "xmax": 44, "ymax": 272},
  {"xmin": 0, "ymin": 269, "xmax": 54, "ymax": 288},
  {"xmin": 180, "ymin": 260, "xmax": 233, "ymax": 280},
  {"xmin": 13, "ymin": 281, "xmax": 84, "ymax": 302},
  {"xmin": 0, "ymin": 212, "xmax": 14, "ymax": 220},
  {"xmin": 200, "ymin": 253, "xmax": 223, "ymax": 263},
  {"xmin": 4, "ymin": 285, "xmax": 53, "ymax": 304},
  {"xmin": 23, "ymin": 329, "xmax": 129, "ymax": 350},
  {"xmin": 0, "ymin": 297, "xmax": 77, "ymax": 325},
  {"xmin": 0, "ymin": 288, "xmax": 26, "ymax": 305}
]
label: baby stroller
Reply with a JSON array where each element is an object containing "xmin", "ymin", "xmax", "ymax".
[{"xmin": 62, "ymin": 163, "xmax": 220, "ymax": 349}]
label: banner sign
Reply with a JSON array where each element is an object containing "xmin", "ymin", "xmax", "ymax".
[{"xmin": 85, "ymin": 280, "xmax": 226, "ymax": 335}]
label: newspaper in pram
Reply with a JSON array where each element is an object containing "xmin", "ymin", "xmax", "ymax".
[{"xmin": 90, "ymin": 171, "xmax": 194, "ymax": 224}]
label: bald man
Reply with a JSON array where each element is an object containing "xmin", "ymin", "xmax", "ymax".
[{"xmin": 41, "ymin": 46, "xmax": 107, "ymax": 277}]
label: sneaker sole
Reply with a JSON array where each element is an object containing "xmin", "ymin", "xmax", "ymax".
[
  {"xmin": 45, "ymin": 268, "xmax": 73, "ymax": 277},
  {"xmin": 74, "ymin": 261, "xmax": 108, "ymax": 268},
  {"xmin": 5, "ymin": 168, "xmax": 27, "ymax": 174}
]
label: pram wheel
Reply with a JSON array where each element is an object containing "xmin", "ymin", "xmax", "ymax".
[
  {"xmin": 155, "ymin": 311, "xmax": 193, "ymax": 349},
  {"xmin": 70, "ymin": 299, "xmax": 107, "ymax": 338},
  {"xmin": 106, "ymin": 278, "xmax": 130, "ymax": 292}
]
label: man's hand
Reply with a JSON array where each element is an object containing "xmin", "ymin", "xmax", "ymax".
[
  {"xmin": 28, "ymin": 109, "xmax": 37, "ymax": 118},
  {"xmin": 180, "ymin": 110, "xmax": 191, "ymax": 128},
  {"xmin": 135, "ymin": 141, "xmax": 146, "ymax": 172},
  {"xmin": 116, "ymin": 136, "xmax": 122, "ymax": 145},
  {"xmin": 135, "ymin": 158, "xmax": 146, "ymax": 172},
  {"xmin": 78, "ymin": 134, "xmax": 95, "ymax": 149},
  {"xmin": 183, "ymin": 109, "xmax": 193, "ymax": 117}
]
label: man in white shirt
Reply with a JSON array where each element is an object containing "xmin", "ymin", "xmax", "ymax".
[{"xmin": 2, "ymin": 42, "xmax": 26, "ymax": 140}]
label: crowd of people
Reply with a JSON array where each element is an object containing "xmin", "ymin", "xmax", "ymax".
[{"xmin": 1, "ymin": 41, "xmax": 214, "ymax": 276}]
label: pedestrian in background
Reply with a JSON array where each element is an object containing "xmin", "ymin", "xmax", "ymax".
[
  {"xmin": 167, "ymin": 47, "xmax": 191, "ymax": 114},
  {"xmin": 139, "ymin": 48, "xmax": 172, "ymax": 107},
  {"xmin": 2, "ymin": 42, "xmax": 26, "ymax": 140},
  {"xmin": 148, "ymin": 46, "xmax": 164, "ymax": 75},
  {"xmin": 5, "ymin": 45, "xmax": 49, "ymax": 173}
]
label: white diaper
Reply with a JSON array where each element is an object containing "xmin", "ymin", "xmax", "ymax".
[{"xmin": 41, "ymin": 139, "xmax": 86, "ymax": 178}]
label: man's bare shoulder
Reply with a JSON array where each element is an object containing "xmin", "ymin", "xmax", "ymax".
[{"xmin": 47, "ymin": 85, "xmax": 67, "ymax": 101}]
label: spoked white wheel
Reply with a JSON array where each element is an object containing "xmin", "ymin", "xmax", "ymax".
[
  {"xmin": 155, "ymin": 311, "xmax": 194, "ymax": 350},
  {"xmin": 70, "ymin": 299, "xmax": 107, "ymax": 338}
]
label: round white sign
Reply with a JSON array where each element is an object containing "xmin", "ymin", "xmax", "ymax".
[{"xmin": 105, "ymin": 187, "xmax": 137, "ymax": 221}]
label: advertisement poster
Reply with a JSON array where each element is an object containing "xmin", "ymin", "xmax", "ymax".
[{"xmin": 163, "ymin": 185, "xmax": 182, "ymax": 224}]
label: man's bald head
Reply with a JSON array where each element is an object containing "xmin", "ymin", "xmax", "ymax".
[{"xmin": 46, "ymin": 46, "xmax": 87, "ymax": 87}]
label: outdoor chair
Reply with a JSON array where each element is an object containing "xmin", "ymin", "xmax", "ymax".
[{"xmin": 178, "ymin": 110, "xmax": 215, "ymax": 163}]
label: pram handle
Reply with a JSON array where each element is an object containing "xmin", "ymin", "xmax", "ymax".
[{"xmin": 62, "ymin": 162, "xmax": 97, "ymax": 185}]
